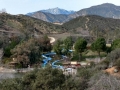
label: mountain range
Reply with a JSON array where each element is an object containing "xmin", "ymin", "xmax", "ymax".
[
  {"xmin": 26, "ymin": 8, "xmax": 75, "ymax": 23},
  {"xmin": 1, "ymin": 3, "xmax": 120, "ymax": 41},
  {"xmin": 26, "ymin": 3, "xmax": 120, "ymax": 23},
  {"xmin": 40, "ymin": 7, "xmax": 75, "ymax": 15},
  {"xmin": 71, "ymin": 3, "xmax": 120, "ymax": 19},
  {"xmin": 27, "ymin": 7, "xmax": 75, "ymax": 16},
  {"xmin": 1, "ymin": 12, "xmax": 120, "ymax": 41}
]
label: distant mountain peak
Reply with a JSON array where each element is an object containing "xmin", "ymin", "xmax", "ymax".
[
  {"xmin": 97, "ymin": 3, "xmax": 116, "ymax": 7},
  {"xmin": 101, "ymin": 3, "xmax": 115, "ymax": 5},
  {"xmin": 40, "ymin": 8, "xmax": 75, "ymax": 15},
  {"xmin": 26, "ymin": 3, "xmax": 120, "ymax": 23}
]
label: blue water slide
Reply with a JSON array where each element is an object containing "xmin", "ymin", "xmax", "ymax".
[
  {"xmin": 69, "ymin": 49, "xmax": 74, "ymax": 52},
  {"xmin": 42, "ymin": 55, "xmax": 47, "ymax": 58},
  {"xmin": 52, "ymin": 60, "xmax": 63, "ymax": 69},
  {"xmin": 42, "ymin": 52, "xmax": 64, "ymax": 69},
  {"xmin": 44, "ymin": 52, "xmax": 56, "ymax": 56},
  {"xmin": 61, "ymin": 55, "xmax": 67, "ymax": 58},
  {"xmin": 42, "ymin": 52, "xmax": 56, "ymax": 67},
  {"xmin": 42, "ymin": 54, "xmax": 52, "ymax": 67},
  {"xmin": 61, "ymin": 49, "xmax": 74, "ymax": 59}
]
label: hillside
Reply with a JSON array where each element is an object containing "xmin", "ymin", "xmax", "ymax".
[
  {"xmin": 63, "ymin": 15, "xmax": 120, "ymax": 39},
  {"xmin": 69, "ymin": 3, "xmax": 120, "ymax": 19},
  {"xmin": 0, "ymin": 13, "xmax": 67, "ymax": 38},
  {"xmin": 27, "ymin": 3, "xmax": 120, "ymax": 23},
  {"xmin": 28, "ymin": 11, "xmax": 71, "ymax": 23},
  {"xmin": 1, "ymin": 13, "xmax": 120, "ymax": 41},
  {"xmin": 26, "ymin": 8, "xmax": 75, "ymax": 23}
]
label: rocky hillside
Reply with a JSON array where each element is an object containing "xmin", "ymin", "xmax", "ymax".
[
  {"xmin": 0, "ymin": 13, "xmax": 67, "ymax": 37},
  {"xmin": 27, "ymin": 3, "xmax": 120, "ymax": 23},
  {"xmin": 26, "ymin": 8, "xmax": 75, "ymax": 23},
  {"xmin": 63, "ymin": 15, "xmax": 120, "ymax": 39},
  {"xmin": 1, "ymin": 13, "xmax": 120, "ymax": 40},
  {"xmin": 69, "ymin": 3, "xmax": 120, "ymax": 19},
  {"xmin": 27, "ymin": 11, "xmax": 71, "ymax": 23}
]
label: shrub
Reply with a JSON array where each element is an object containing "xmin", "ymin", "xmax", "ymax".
[
  {"xmin": 106, "ymin": 48, "xmax": 120, "ymax": 67},
  {"xmin": 87, "ymin": 72, "xmax": 120, "ymax": 90},
  {"xmin": 114, "ymin": 59, "xmax": 120, "ymax": 68},
  {"xmin": 2, "ymin": 58, "xmax": 12, "ymax": 64}
]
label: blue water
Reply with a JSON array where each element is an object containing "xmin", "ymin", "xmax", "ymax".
[
  {"xmin": 42, "ymin": 52, "xmax": 64, "ymax": 69},
  {"xmin": 42, "ymin": 50, "xmax": 73, "ymax": 69}
]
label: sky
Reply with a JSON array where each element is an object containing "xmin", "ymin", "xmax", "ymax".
[{"xmin": 0, "ymin": 0, "xmax": 120, "ymax": 15}]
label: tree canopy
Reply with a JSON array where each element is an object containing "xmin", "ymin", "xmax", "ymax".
[
  {"xmin": 91, "ymin": 37, "xmax": 106, "ymax": 58},
  {"xmin": 53, "ymin": 39, "xmax": 63, "ymax": 56},
  {"xmin": 0, "ymin": 67, "xmax": 81, "ymax": 90},
  {"xmin": 111, "ymin": 38, "xmax": 120, "ymax": 50},
  {"xmin": 63, "ymin": 36, "xmax": 73, "ymax": 49},
  {"xmin": 74, "ymin": 37, "xmax": 87, "ymax": 53},
  {"xmin": 74, "ymin": 37, "xmax": 87, "ymax": 61},
  {"xmin": 11, "ymin": 36, "xmax": 52, "ymax": 67},
  {"xmin": 62, "ymin": 36, "xmax": 73, "ymax": 56}
]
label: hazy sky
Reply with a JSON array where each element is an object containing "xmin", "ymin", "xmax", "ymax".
[{"xmin": 0, "ymin": 0, "xmax": 120, "ymax": 15}]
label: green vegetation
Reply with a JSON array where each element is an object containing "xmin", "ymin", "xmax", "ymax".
[
  {"xmin": 111, "ymin": 38, "xmax": 120, "ymax": 50},
  {"xmin": 0, "ymin": 36, "xmax": 120, "ymax": 90},
  {"xmin": 74, "ymin": 37, "xmax": 87, "ymax": 61},
  {"xmin": 53, "ymin": 39, "xmax": 63, "ymax": 56},
  {"xmin": 106, "ymin": 48, "xmax": 120, "ymax": 67},
  {"xmin": 0, "ymin": 13, "xmax": 67, "ymax": 36},
  {"xmin": 62, "ymin": 36, "xmax": 74, "ymax": 56},
  {"xmin": 63, "ymin": 15, "xmax": 120, "ymax": 39},
  {"xmin": 2, "ymin": 65, "xmax": 119, "ymax": 90},
  {"xmin": 4, "ymin": 38, "xmax": 20, "ymax": 57},
  {"xmin": 0, "ymin": 13, "xmax": 120, "ymax": 90},
  {"xmin": 87, "ymin": 72, "xmax": 120, "ymax": 90},
  {"xmin": 91, "ymin": 37, "xmax": 106, "ymax": 59},
  {"xmin": 0, "ymin": 67, "xmax": 82, "ymax": 90},
  {"xmin": 10, "ymin": 36, "xmax": 51, "ymax": 67}
]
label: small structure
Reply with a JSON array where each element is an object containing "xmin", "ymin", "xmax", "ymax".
[
  {"xmin": 70, "ymin": 61, "xmax": 81, "ymax": 68},
  {"xmin": 63, "ymin": 68, "xmax": 77, "ymax": 75},
  {"xmin": 62, "ymin": 61, "xmax": 81, "ymax": 68},
  {"xmin": 62, "ymin": 61, "xmax": 71, "ymax": 68}
]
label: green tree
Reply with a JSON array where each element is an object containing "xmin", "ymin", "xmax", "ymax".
[
  {"xmin": 0, "ymin": 67, "xmax": 85, "ymax": 90},
  {"xmin": 91, "ymin": 37, "xmax": 106, "ymax": 59},
  {"xmin": 37, "ymin": 35, "xmax": 52, "ymax": 52},
  {"xmin": 4, "ymin": 40, "xmax": 20, "ymax": 57},
  {"xmin": 11, "ymin": 36, "xmax": 52, "ymax": 67},
  {"xmin": 53, "ymin": 40, "xmax": 62, "ymax": 56},
  {"xmin": 63, "ymin": 36, "xmax": 73, "ymax": 56},
  {"xmin": 32, "ymin": 67, "xmax": 65, "ymax": 90},
  {"xmin": 0, "ymin": 78, "xmax": 23, "ymax": 90},
  {"xmin": 64, "ymin": 36, "xmax": 73, "ymax": 49},
  {"xmin": 11, "ymin": 38, "xmax": 41, "ymax": 67},
  {"xmin": 111, "ymin": 38, "xmax": 120, "ymax": 50},
  {"xmin": 106, "ymin": 48, "xmax": 120, "ymax": 67},
  {"xmin": 74, "ymin": 37, "xmax": 87, "ymax": 61}
]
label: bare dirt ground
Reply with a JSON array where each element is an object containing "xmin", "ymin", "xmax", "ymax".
[
  {"xmin": 104, "ymin": 67, "xmax": 120, "ymax": 77},
  {"xmin": 0, "ymin": 67, "xmax": 16, "ymax": 72},
  {"xmin": 48, "ymin": 33, "xmax": 90, "ymax": 41}
]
